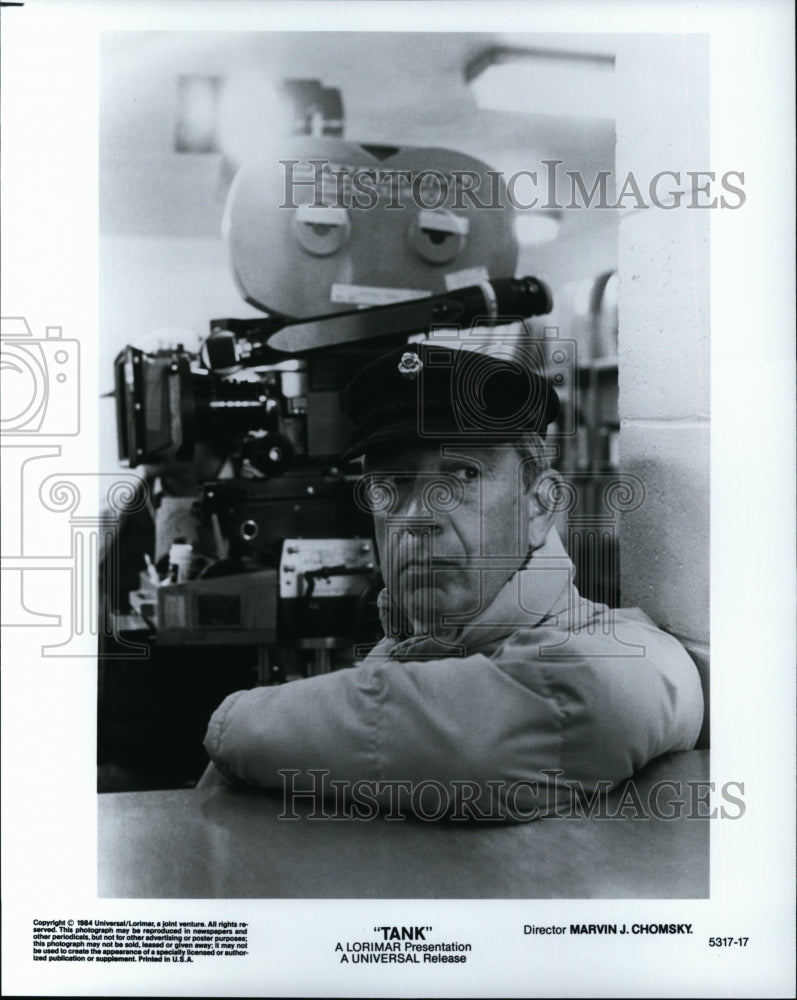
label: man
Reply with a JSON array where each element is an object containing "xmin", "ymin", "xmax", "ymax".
[{"xmin": 203, "ymin": 342, "xmax": 703, "ymax": 819}]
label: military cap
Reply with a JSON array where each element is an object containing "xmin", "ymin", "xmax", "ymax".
[{"xmin": 341, "ymin": 342, "xmax": 560, "ymax": 460}]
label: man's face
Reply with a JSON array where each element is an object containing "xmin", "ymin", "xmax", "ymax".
[{"xmin": 365, "ymin": 443, "xmax": 530, "ymax": 632}]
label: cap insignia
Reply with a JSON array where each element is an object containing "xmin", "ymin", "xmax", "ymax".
[{"xmin": 397, "ymin": 351, "xmax": 423, "ymax": 380}]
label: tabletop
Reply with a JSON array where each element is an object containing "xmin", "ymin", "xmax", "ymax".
[{"xmin": 98, "ymin": 750, "xmax": 709, "ymax": 899}]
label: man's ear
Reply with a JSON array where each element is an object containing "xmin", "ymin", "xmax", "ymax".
[{"xmin": 527, "ymin": 469, "xmax": 563, "ymax": 549}]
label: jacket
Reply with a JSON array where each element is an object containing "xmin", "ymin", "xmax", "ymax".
[{"xmin": 203, "ymin": 529, "xmax": 704, "ymax": 818}]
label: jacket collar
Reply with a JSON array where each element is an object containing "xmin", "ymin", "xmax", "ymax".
[{"xmin": 375, "ymin": 527, "xmax": 586, "ymax": 659}]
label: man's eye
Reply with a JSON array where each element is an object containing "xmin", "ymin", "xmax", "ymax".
[{"xmin": 454, "ymin": 466, "xmax": 480, "ymax": 481}]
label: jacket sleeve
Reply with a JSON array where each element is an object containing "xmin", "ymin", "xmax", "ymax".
[{"xmin": 203, "ymin": 610, "xmax": 703, "ymax": 817}]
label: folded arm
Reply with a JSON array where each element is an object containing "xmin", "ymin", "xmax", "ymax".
[{"xmin": 204, "ymin": 615, "xmax": 703, "ymax": 818}]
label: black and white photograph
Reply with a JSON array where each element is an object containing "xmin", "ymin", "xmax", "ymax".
[{"xmin": 1, "ymin": 1, "xmax": 794, "ymax": 997}]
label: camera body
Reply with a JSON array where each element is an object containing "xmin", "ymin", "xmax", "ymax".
[
  {"xmin": 112, "ymin": 140, "xmax": 557, "ymax": 668},
  {"xmin": 225, "ymin": 138, "xmax": 519, "ymax": 318}
]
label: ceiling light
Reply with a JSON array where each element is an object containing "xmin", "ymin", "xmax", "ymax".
[
  {"xmin": 178, "ymin": 72, "xmax": 346, "ymax": 162},
  {"xmin": 467, "ymin": 46, "xmax": 616, "ymax": 119}
]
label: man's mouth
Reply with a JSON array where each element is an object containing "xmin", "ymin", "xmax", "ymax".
[
  {"xmin": 388, "ymin": 534, "xmax": 462, "ymax": 578},
  {"xmin": 393, "ymin": 556, "xmax": 461, "ymax": 578}
]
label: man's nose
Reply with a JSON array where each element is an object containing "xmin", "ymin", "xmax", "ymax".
[{"xmin": 396, "ymin": 485, "xmax": 432, "ymax": 519}]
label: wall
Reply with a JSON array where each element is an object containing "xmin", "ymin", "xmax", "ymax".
[{"xmin": 615, "ymin": 36, "xmax": 710, "ymax": 746}]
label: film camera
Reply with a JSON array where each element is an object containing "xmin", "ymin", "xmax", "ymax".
[{"xmin": 113, "ymin": 139, "xmax": 556, "ymax": 680}]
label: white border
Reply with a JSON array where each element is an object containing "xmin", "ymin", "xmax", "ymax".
[{"xmin": 2, "ymin": 1, "xmax": 794, "ymax": 997}]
